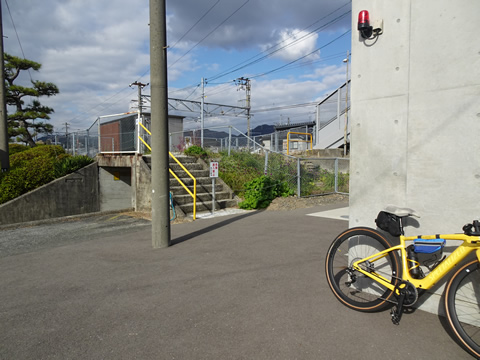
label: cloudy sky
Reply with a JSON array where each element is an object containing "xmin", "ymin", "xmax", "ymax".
[{"xmin": 2, "ymin": 0, "xmax": 352, "ymax": 134}]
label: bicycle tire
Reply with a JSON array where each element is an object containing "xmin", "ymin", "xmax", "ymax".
[
  {"xmin": 325, "ymin": 227, "xmax": 401, "ymax": 312},
  {"xmin": 444, "ymin": 260, "xmax": 480, "ymax": 358}
]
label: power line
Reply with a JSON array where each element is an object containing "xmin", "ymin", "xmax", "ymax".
[
  {"xmin": 206, "ymin": 2, "xmax": 351, "ymax": 82},
  {"xmin": 169, "ymin": 0, "xmax": 221, "ymax": 51},
  {"xmin": 4, "ymin": 0, "xmax": 32, "ymax": 81},
  {"xmin": 250, "ymin": 29, "xmax": 351, "ymax": 79},
  {"xmin": 168, "ymin": 0, "xmax": 250, "ymax": 69},
  {"xmin": 252, "ymin": 102, "xmax": 317, "ymax": 113}
]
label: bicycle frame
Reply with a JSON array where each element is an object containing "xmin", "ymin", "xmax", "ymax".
[{"xmin": 352, "ymin": 233, "xmax": 480, "ymax": 291}]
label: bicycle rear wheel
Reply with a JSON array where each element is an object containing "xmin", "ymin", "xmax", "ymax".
[
  {"xmin": 325, "ymin": 227, "xmax": 400, "ymax": 312},
  {"xmin": 445, "ymin": 260, "xmax": 480, "ymax": 358}
]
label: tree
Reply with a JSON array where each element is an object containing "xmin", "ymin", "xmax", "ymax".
[{"xmin": 4, "ymin": 53, "xmax": 59, "ymax": 147}]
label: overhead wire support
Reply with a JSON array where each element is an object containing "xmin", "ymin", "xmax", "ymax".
[
  {"xmin": 142, "ymin": 96, "xmax": 249, "ymax": 117},
  {"xmin": 234, "ymin": 77, "xmax": 251, "ymax": 148}
]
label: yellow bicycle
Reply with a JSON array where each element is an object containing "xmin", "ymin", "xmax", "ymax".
[{"xmin": 325, "ymin": 206, "xmax": 480, "ymax": 358}]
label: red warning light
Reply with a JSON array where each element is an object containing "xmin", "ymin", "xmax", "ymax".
[{"xmin": 358, "ymin": 10, "xmax": 373, "ymax": 39}]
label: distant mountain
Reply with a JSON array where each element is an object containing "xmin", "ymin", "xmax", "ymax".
[
  {"xmin": 250, "ymin": 124, "xmax": 275, "ymax": 136},
  {"xmin": 185, "ymin": 124, "xmax": 276, "ymax": 140}
]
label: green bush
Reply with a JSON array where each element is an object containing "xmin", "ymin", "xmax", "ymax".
[
  {"xmin": 184, "ymin": 145, "xmax": 208, "ymax": 158},
  {"xmin": 8, "ymin": 143, "xmax": 30, "ymax": 155},
  {"xmin": 0, "ymin": 145, "xmax": 94, "ymax": 205},
  {"xmin": 217, "ymin": 151, "xmax": 263, "ymax": 197},
  {"xmin": 54, "ymin": 156, "xmax": 94, "ymax": 178},
  {"xmin": 0, "ymin": 155, "xmax": 58, "ymax": 204},
  {"xmin": 239, "ymin": 175, "xmax": 294, "ymax": 210},
  {"xmin": 9, "ymin": 145, "xmax": 65, "ymax": 169}
]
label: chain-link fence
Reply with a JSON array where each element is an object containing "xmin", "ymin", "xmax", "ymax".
[
  {"xmin": 262, "ymin": 152, "xmax": 349, "ymax": 197},
  {"xmin": 169, "ymin": 125, "xmax": 315, "ymax": 155}
]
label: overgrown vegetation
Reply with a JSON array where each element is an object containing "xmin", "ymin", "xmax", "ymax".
[
  {"xmin": 0, "ymin": 145, "xmax": 94, "ymax": 204},
  {"xmin": 239, "ymin": 175, "xmax": 294, "ymax": 209},
  {"xmin": 182, "ymin": 147, "xmax": 349, "ymax": 210},
  {"xmin": 184, "ymin": 145, "xmax": 208, "ymax": 158}
]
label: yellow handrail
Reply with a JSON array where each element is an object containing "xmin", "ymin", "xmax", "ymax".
[
  {"xmin": 139, "ymin": 123, "xmax": 197, "ymax": 220},
  {"xmin": 286, "ymin": 132, "xmax": 313, "ymax": 155}
]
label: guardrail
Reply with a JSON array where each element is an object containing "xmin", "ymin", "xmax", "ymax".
[{"xmin": 286, "ymin": 132, "xmax": 312, "ymax": 155}]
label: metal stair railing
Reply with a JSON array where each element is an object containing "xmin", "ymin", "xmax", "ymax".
[{"xmin": 139, "ymin": 123, "xmax": 197, "ymax": 220}]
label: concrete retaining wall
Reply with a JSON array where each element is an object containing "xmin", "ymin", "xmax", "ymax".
[{"xmin": 0, "ymin": 163, "xmax": 100, "ymax": 226}]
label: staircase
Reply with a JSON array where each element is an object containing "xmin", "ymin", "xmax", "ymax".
[{"xmin": 143, "ymin": 155, "xmax": 238, "ymax": 217}]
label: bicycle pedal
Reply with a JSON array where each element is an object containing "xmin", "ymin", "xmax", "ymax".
[{"xmin": 390, "ymin": 307, "xmax": 401, "ymax": 325}]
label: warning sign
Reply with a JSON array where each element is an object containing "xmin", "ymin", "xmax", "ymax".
[{"xmin": 210, "ymin": 162, "xmax": 219, "ymax": 178}]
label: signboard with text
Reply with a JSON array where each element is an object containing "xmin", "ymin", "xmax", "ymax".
[{"xmin": 210, "ymin": 162, "xmax": 219, "ymax": 178}]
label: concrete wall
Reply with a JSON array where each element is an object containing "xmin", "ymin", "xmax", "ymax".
[
  {"xmin": 134, "ymin": 157, "xmax": 152, "ymax": 212},
  {"xmin": 99, "ymin": 167, "xmax": 132, "ymax": 211},
  {"xmin": 349, "ymin": 1, "xmax": 480, "ymax": 313},
  {"xmin": 0, "ymin": 163, "xmax": 100, "ymax": 226}
]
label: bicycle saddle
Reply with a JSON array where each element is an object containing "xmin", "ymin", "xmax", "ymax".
[{"xmin": 383, "ymin": 205, "xmax": 420, "ymax": 218}]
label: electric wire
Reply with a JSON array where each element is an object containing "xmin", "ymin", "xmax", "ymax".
[
  {"xmin": 206, "ymin": 3, "xmax": 350, "ymax": 82},
  {"xmin": 168, "ymin": 0, "xmax": 251, "ymax": 69},
  {"xmin": 206, "ymin": 2, "xmax": 351, "ymax": 82},
  {"xmin": 169, "ymin": 0, "xmax": 221, "ymax": 51},
  {"xmin": 250, "ymin": 29, "xmax": 351, "ymax": 79},
  {"xmin": 4, "ymin": 0, "xmax": 32, "ymax": 81}
]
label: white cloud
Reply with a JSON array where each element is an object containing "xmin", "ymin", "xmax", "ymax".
[
  {"xmin": 263, "ymin": 29, "xmax": 319, "ymax": 62},
  {"xmin": 2, "ymin": 0, "xmax": 351, "ymax": 133}
]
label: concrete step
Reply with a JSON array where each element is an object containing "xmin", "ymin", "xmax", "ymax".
[
  {"xmin": 170, "ymin": 162, "xmax": 204, "ymax": 172},
  {"xmin": 173, "ymin": 191, "xmax": 233, "ymax": 205},
  {"xmin": 143, "ymin": 155, "xmax": 199, "ymax": 167},
  {"xmin": 141, "ymin": 154, "xmax": 238, "ymax": 215},
  {"xmin": 170, "ymin": 176, "xmax": 216, "ymax": 187},
  {"xmin": 170, "ymin": 183, "xmax": 223, "ymax": 196},
  {"xmin": 170, "ymin": 168, "xmax": 210, "ymax": 179},
  {"xmin": 178, "ymin": 199, "xmax": 239, "ymax": 213}
]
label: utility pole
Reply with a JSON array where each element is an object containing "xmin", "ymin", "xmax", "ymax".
[
  {"xmin": 235, "ymin": 77, "xmax": 251, "ymax": 149},
  {"xmin": 130, "ymin": 81, "xmax": 149, "ymax": 117},
  {"xmin": 201, "ymin": 77, "xmax": 205, "ymax": 148},
  {"xmin": 64, "ymin": 122, "xmax": 70, "ymax": 150},
  {"xmin": 130, "ymin": 81, "xmax": 149, "ymax": 153},
  {"xmin": 150, "ymin": 0, "xmax": 171, "ymax": 248},
  {"xmin": 0, "ymin": 2, "xmax": 9, "ymax": 172}
]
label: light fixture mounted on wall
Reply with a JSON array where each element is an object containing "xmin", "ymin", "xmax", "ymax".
[{"xmin": 358, "ymin": 10, "xmax": 383, "ymax": 40}]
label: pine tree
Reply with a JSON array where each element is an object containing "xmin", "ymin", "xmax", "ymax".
[{"xmin": 4, "ymin": 53, "xmax": 59, "ymax": 147}]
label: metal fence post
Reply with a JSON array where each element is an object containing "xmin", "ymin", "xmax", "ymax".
[
  {"xmin": 264, "ymin": 150, "xmax": 269, "ymax": 175},
  {"xmin": 97, "ymin": 117, "xmax": 101, "ymax": 153},
  {"xmin": 228, "ymin": 126, "xmax": 232, "ymax": 156},
  {"xmin": 335, "ymin": 158, "xmax": 339, "ymax": 193},
  {"xmin": 85, "ymin": 131, "xmax": 89, "ymax": 157},
  {"xmin": 72, "ymin": 132, "xmax": 76, "ymax": 155},
  {"xmin": 297, "ymin": 158, "xmax": 301, "ymax": 198}
]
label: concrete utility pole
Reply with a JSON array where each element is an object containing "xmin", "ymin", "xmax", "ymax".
[
  {"xmin": 201, "ymin": 77, "xmax": 205, "ymax": 148},
  {"xmin": 150, "ymin": 0, "xmax": 171, "ymax": 248},
  {"xmin": 235, "ymin": 77, "xmax": 251, "ymax": 149},
  {"xmin": 130, "ymin": 81, "xmax": 149, "ymax": 117},
  {"xmin": 0, "ymin": 2, "xmax": 9, "ymax": 173}
]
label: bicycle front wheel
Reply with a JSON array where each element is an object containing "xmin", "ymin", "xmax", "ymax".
[
  {"xmin": 445, "ymin": 260, "xmax": 480, "ymax": 358},
  {"xmin": 325, "ymin": 227, "xmax": 400, "ymax": 312}
]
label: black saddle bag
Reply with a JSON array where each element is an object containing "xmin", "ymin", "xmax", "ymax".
[{"xmin": 375, "ymin": 211, "xmax": 402, "ymax": 237}]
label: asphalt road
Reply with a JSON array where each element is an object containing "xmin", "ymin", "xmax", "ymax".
[{"xmin": 0, "ymin": 204, "xmax": 474, "ymax": 359}]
